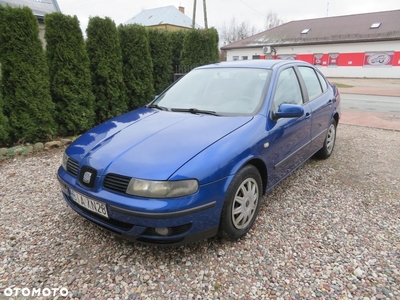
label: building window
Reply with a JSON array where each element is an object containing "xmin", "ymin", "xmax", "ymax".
[
  {"xmin": 242, "ymin": 56, "xmax": 248, "ymax": 60},
  {"xmin": 252, "ymin": 55, "xmax": 261, "ymax": 60},
  {"xmin": 370, "ymin": 22, "xmax": 381, "ymax": 29},
  {"xmin": 328, "ymin": 53, "xmax": 339, "ymax": 66},
  {"xmin": 233, "ymin": 56, "xmax": 239, "ymax": 61},
  {"xmin": 313, "ymin": 53, "xmax": 323, "ymax": 66}
]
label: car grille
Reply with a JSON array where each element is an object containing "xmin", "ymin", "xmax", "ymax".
[
  {"xmin": 103, "ymin": 174, "xmax": 131, "ymax": 193},
  {"xmin": 66, "ymin": 158, "xmax": 79, "ymax": 176}
]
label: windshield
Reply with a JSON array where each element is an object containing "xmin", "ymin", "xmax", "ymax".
[{"xmin": 153, "ymin": 67, "xmax": 271, "ymax": 115}]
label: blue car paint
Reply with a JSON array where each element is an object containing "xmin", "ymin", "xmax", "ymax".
[
  {"xmin": 58, "ymin": 167, "xmax": 232, "ymax": 242},
  {"xmin": 67, "ymin": 108, "xmax": 252, "ymax": 181},
  {"xmin": 57, "ymin": 60, "xmax": 341, "ymax": 245}
]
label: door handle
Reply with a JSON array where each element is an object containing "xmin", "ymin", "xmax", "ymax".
[{"xmin": 305, "ymin": 112, "xmax": 311, "ymax": 120}]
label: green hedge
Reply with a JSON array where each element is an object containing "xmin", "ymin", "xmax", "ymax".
[
  {"xmin": 119, "ymin": 24, "xmax": 154, "ymax": 110},
  {"xmin": 148, "ymin": 29, "xmax": 173, "ymax": 94},
  {"xmin": 0, "ymin": 5, "xmax": 8, "ymax": 145},
  {"xmin": 0, "ymin": 82, "xmax": 8, "ymax": 145},
  {"xmin": 0, "ymin": 6, "xmax": 56, "ymax": 145},
  {"xmin": 0, "ymin": 8, "xmax": 223, "ymax": 146},
  {"xmin": 170, "ymin": 30, "xmax": 187, "ymax": 74},
  {"xmin": 86, "ymin": 17, "xmax": 127, "ymax": 124},
  {"xmin": 181, "ymin": 28, "xmax": 220, "ymax": 70},
  {"xmin": 45, "ymin": 13, "xmax": 95, "ymax": 136}
]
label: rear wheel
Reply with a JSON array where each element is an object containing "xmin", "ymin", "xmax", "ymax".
[
  {"xmin": 218, "ymin": 165, "xmax": 262, "ymax": 240},
  {"xmin": 316, "ymin": 118, "xmax": 337, "ymax": 159}
]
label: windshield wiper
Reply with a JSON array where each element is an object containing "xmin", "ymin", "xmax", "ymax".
[
  {"xmin": 170, "ymin": 108, "xmax": 219, "ymax": 116},
  {"xmin": 147, "ymin": 104, "xmax": 169, "ymax": 111}
]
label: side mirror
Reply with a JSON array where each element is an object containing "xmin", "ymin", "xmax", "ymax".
[{"xmin": 273, "ymin": 104, "xmax": 304, "ymax": 120}]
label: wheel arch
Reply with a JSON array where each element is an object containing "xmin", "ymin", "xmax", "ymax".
[
  {"xmin": 333, "ymin": 112, "xmax": 339, "ymax": 126},
  {"xmin": 244, "ymin": 158, "xmax": 268, "ymax": 195}
]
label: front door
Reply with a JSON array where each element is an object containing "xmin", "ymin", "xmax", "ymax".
[{"xmin": 264, "ymin": 67, "xmax": 312, "ymax": 189}]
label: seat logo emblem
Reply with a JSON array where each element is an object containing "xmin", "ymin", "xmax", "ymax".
[{"xmin": 83, "ymin": 172, "xmax": 92, "ymax": 184}]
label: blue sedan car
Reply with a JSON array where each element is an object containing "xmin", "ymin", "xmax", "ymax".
[{"xmin": 58, "ymin": 60, "xmax": 340, "ymax": 245}]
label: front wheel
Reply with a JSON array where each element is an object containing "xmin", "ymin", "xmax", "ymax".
[
  {"xmin": 218, "ymin": 165, "xmax": 262, "ymax": 240},
  {"xmin": 316, "ymin": 118, "xmax": 337, "ymax": 159}
]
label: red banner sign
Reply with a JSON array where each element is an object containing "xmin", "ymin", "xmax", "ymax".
[
  {"xmin": 277, "ymin": 55, "xmax": 296, "ymax": 60},
  {"xmin": 364, "ymin": 52, "xmax": 394, "ymax": 66}
]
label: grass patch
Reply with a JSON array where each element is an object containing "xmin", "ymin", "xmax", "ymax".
[
  {"xmin": 333, "ymin": 82, "xmax": 354, "ymax": 88},
  {"xmin": 6, "ymin": 147, "xmax": 17, "ymax": 157}
]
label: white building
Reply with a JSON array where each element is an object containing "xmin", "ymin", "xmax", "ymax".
[
  {"xmin": 124, "ymin": 6, "xmax": 201, "ymax": 31},
  {"xmin": 221, "ymin": 10, "xmax": 400, "ymax": 78}
]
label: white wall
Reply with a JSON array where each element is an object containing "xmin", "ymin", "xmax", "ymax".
[
  {"xmin": 38, "ymin": 23, "xmax": 46, "ymax": 48},
  {"xmin": 317, "ymin": 65, "xmax": 400, "ymax": 79},
  {"xmin": 225, "ymin": 41, "xmax": 400, "ymax": 78}
]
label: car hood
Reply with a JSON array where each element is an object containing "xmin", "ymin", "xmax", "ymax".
[{"xmin": 68, "ymin": 108, "xmax": 253, "ymax": 180}]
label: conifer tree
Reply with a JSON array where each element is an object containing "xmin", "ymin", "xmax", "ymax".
[
  {"xmin": 181, "ymin": 28, "xmax": 220, "ymax": 70},
  {"xmin": 0, "ymin": 5, "xmax": 9, "ymax": 145},
  {"xmin": 45, "ymin": 13, "xmax": 95, "ymax": 136},
  {"xmin": 0, "ymin": 6, "xmax": 56, "ymax": 143},
  {"xmin": 169, "ymin": 30, "xmax": 187, "ymax": 75},
  {"xmin": 0, "ymin": 83, "xmax": 8, "ymax": 146},
  {"xmin": 86, "ymin": 17, "xmax": 127, "ymax": 123},
  {"xmin": 119, "ymin": 24, "xmax": 154, "ymax": 110},
  {"xmin": 148, "ymin": 29, "xmax": 173, "ymax": 94}
]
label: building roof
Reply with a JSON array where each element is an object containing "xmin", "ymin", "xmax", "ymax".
[
  {"xmin": 221, "ymin": 9, "xmax": 400, "ymax": 50},
  {"xmin": 124, "ymin": 5, "xmax": 201, "ymax": 29},
  {"xmin": 197, "ymin": 59, "xmax": 293, "ymax": 70},
  {"xmin": 0, "ymin": 0, "xmax": 61, "ymax": 18}
]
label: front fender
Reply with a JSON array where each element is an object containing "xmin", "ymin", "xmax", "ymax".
[{"xmin": 169, "ymin": 115, "xmax": 269, "ymax": 185}]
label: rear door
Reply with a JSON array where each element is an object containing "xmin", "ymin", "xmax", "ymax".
[
  {"xmin": 297, "ymin": 66, "xmax": 333, "ymax": 154},
  {"xmin": 265, "ymin": 67, "xmax": 312, "ymax": 188}
]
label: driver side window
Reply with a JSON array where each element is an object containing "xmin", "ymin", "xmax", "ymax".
[{"xmin": 273, "ymin": 68, "xmax": 303, "ymax": 110}]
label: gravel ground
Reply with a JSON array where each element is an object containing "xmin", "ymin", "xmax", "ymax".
[{"xmin": 0, "ymin": 124, "xmax": 399, "ymax": 300}]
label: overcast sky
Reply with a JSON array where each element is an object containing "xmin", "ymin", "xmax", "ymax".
[{"xmin": 57, "ymin": 0, "xmax": 400, "ymax": 34}]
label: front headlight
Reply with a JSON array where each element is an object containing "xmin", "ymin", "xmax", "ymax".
[
  {"xmin": 61, "ymin": 152, "xmax": 69, "ymax": 171},
  {"xmin": 126, "ymin": 178, "xmax": 198, "ymax": 198}
]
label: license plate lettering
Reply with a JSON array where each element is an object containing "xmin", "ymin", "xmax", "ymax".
[{"xmin": 70, "ymin": 189, "xmax": 109, "ymax": 218}]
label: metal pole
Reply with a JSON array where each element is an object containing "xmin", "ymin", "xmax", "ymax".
[
  {"xmin": 192, "ymin": 0, "xmax": 197, "ymax": 29},
  {"xmin": 203, "ymin": 0, "xmax": 208, "ymax": 29}
]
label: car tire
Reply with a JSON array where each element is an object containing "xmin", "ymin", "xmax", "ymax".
[
  {"xmin": 218, "ymin": 165, "xmax": 262, "ymax": 240},
  {"xmin": 316, "ymin": 118, "xmax": 337, "ymax": 159}
]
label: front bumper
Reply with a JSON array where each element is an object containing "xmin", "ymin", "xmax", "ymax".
[{"xmin": 57, "ymin": 167, "xmax": 231, "ymax": 245}]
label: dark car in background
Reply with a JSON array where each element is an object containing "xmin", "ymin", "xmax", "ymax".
[{"xmin": 58, "ymin": 60, "xmax": 340, "ymax": 245}]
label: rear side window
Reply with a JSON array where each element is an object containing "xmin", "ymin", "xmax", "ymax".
[
  {"xmin": 298, "ymin": 67, "xmax": 323, "ymax": 101},
  {"xmin": 316, "ymin": 71, "xmax": 328, "ymax": 92}
]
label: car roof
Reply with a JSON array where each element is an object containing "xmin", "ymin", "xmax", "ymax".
[{"xmin": 196, "ymin": 59, "xmax": 311, "ymax": 70}]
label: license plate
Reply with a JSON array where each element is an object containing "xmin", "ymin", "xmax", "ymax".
[{"xmin": 69, "ymin": 189, "xmax": 109, "ymax": 218}]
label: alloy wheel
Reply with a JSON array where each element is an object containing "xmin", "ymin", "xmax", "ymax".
[{"xmin": 232, "ymin": 178, "xmax": 259, "ymax": 229}]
